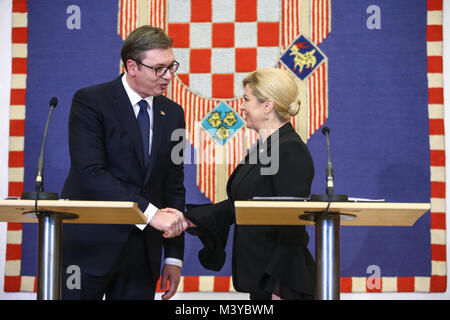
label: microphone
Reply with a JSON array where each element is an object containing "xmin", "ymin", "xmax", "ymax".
[
  {"xmin": 22, "ymin": 97, "xmax": 59, "ymax": 201},
  {"xmin": 310, "ymin": 126, "xmax": 348, "ymax": 203},
  {"xmin": 321, "ymin": 126, "xmax": 334, "ymax": 196},
  {"xmin": 35, "ymin": 97, "xmax": 58, "ymax": 192}
]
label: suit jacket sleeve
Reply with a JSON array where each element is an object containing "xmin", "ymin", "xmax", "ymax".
[
  {"xmin": 162, "ymin": 108, "xmax": 186, "ymax": 261},
  {"xmin": 184, "ymin": 199, "xmax": 234, "ymax": 271}
]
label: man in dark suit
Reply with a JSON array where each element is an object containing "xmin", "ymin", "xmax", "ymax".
[{"xmin": 61, "ymin": 26, "xmax": 187, "ymax": 300}]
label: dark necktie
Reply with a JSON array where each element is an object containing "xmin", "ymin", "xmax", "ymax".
[{"xmin": 137, "ymin": 99, "xmax": 150, "ymax": 167}]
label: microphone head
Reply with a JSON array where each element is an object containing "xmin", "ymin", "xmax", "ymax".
[
  {"xmin": 321, "ymin": 126, "xmax": 330, "ymax": 135},
  {"xmin": 49, "ymin": 96, "xmax": 58, "ymax": 108}
]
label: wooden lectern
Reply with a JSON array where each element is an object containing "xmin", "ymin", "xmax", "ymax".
[
  {"xmin": 0, "ymin": 199, "xmax": 146, "ymax": 300},
  {"xmin": 235, "ymin": 200, "xmax": 431, "ymax": 300}
]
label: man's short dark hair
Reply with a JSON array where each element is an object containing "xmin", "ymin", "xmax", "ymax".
[{"xmin": 121, "ymin": 25, "xmax": 173, "ymax": 72}]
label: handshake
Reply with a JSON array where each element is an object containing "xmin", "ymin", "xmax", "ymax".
[{"xmin": 149, "ymin": 208, "xmax": 197, "ymax": 238}]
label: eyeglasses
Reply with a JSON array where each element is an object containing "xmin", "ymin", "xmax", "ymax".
[{"xmin": 136, "ymin": 60, "xmax": 180, "ymax": 77}]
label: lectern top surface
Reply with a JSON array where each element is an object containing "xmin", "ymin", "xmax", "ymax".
[
  {"xmin": 0, "ymin": 199, "xmax": 146, "ymax": 224},
  {"xmin": 235, "ymin": 200, "xmax": 431, "ymax": 226}
]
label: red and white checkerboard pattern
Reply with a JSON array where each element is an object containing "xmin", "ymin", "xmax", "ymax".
[{"xmin": 167, "ymin": 0, "xmax": 281, "ymax": 99}]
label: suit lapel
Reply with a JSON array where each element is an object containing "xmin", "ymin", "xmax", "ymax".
[
  {"xmin": 111, "ymin": 76, "xmax": 146, "ymax": 172},
  {"xmin": 227, "ymin": 141, "xmax": 260, "ymax": 200},
  {"xmin": 227, "ymin": 123, "xmax": 295, "ymax": 200},
  {"xmin": 144, "ymin": 96, "xmax": 167, "ymax": 182}
]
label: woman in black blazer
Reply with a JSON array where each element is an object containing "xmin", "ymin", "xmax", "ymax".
[{"xmin": 169, "ymin": 68, "xmax": 315, "ymax": 299}]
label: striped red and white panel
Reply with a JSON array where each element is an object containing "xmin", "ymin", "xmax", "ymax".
[
  {"xmin": 282, "ymin": 0, "xmax": 300, "ymax": 49},
  {"xmin": 118, "ymin": 0, "xmax": 138, "ymax": 40},
  {"xmin": 311, "ymin": 0, "xmax": 330, "ymax": 45},
  {"xmin": 307, "ymin": 0, "xmax": 330, "ymax": 141},
  {"xmin": 119, "ymin": 0, "xmax": 166, "ymax": 39},
  {"xmin": 149, "ymin": 0, "xmax": 166, "ymax": 30},
  {"xmin": 281, "ymin": 0, "xmax": 300, "ymax": 132},
  {"xmin": 308, "ymin": 63, "xmax": 327, "ymax": 138},
  {"xmin": 423, "ymin": 0, "xmax": 446, "ymax": 293},
  {"xmin": 4, "ymin": 0, "xmax": 37, "ymax": 293}
]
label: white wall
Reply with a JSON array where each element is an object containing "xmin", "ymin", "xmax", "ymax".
[{"xmin": 0, "ymin": 1, "xmax": 448, "ymax": 300}]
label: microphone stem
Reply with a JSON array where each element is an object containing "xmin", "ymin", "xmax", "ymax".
[
  {"xmin": 36, "ymin": 105, "xmax": 55, "ymax": 193},
  {"xmin": 325, "ymin": 133, "xmax": 334, "ymax": 196}
]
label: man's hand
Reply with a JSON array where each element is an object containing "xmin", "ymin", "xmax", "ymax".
[
  {"xmin": 149, "ymin": 209, "xmax": 188, "ymax": 238},
  {"xmin": 161, "ymin": 208, "xmax": 198, "ymax": 228},
  {"xmin": 160, "ymin": 264, "xmax": 181, "ymax": 300}
]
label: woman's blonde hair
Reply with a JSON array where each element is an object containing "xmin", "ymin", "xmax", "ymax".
[{"xmin": 242, "ymin": 68, "xmax": 301, "ymax": 121}]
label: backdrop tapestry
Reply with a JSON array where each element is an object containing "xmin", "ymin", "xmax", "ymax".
[{"xmin": 4, "ymin": 0, "xmax": 446, "ymax": 293}]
